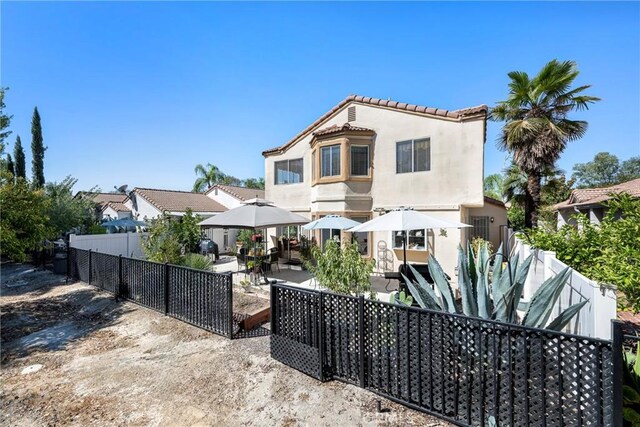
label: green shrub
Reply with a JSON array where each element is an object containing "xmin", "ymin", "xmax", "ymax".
[
  {"xmin": 305, "ymin": 239, "xmax": 375, "ymax": 298},
  {"xmin": 86, "ymin": 224, "xmax": 107, "ymax": 235},
  {"xmin": 527, "ymin": 193, "xmax": 640, "ymax": 311},
  {"xmin": 182, "ymin": 253, "xmax": 213, "ymax": 270}
]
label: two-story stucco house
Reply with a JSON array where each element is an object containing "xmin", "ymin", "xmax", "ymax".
[{"xmin": 263, "ymin": 95, "xmax": 495, "ymax": 277}]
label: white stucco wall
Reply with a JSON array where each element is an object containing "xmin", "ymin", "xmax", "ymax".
[{"xmin": 264, "ymin": 101, "xmax": 486, "ymax": 278}]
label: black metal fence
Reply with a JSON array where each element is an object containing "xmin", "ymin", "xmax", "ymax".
[
  {"xmin": 271, "ymin": 283, "xmax": 617, "ymax": 426},
  {"xmin": 68, "ymin": 247, "xmax": 234, "ymax": 338}
]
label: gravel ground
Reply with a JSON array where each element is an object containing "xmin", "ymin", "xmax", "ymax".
[{"xmin": 0, "ymin": 263, "xmax": 451, "ymax": 427}]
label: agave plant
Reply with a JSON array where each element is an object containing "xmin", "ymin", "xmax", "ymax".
[{"xmin": 401, "ymin": 240, "xmax": 588, "ymax": 331}]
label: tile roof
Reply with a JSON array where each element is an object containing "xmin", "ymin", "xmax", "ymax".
[
  {"xmin": 262, "ymin": 94, "xmax": 488, "ymax": 156},
  {"xmin": 313, "ymin": 123, "xmax": 375, "ymax": 137},
  {"xmin": 552, "ymin": 178, "xmax": 640, "ymax": 210},
  {"xmin": 133, "ymin": 187, "xmax": 227, "ymax": 213},
  {"xmin": 80, "ymin": 192, "xmax": 128, "ymax": 208},
  {"xmin": 483, "ymin": 196, "xmax": 506, "ymax": 208},
  {"xmin": 101, "ymin": 202, "xmax": 131, "ymax": 213},
  {"xmin": 205, "ymin": 184, "xmax": 265, "ymax": 201}
]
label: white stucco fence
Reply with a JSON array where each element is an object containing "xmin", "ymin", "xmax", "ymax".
[
  {"xmin": 69, "ymin": 233, "xmax": 146, "ymax": 258},
  {"xmin": 513, "ymin": 239, "xmax": 617, "ymax": 340}
]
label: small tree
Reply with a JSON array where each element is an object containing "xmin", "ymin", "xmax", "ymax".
[
  {"xmin": 45, "ymin": 176, "xmax": 98, "ymax": 238},
  {"xmin": 6, "ymin": 154, "xmax": 14, "ymax": 177},
  {"xmin": 141, "ymin": 214, "xmax": 183, "ymax": 264},
  {"xmin": 177, "ymin": 208, "xmax": 202, "ymax": 253},
  {"xmin": 13, "ymin": 135, "xmax": 26, "ymax": 179},
  {"xmin": 31, "ymin": 107, "xmax": 46, "ymax": 188},
  {"xmin": 0, "ymin": 176, "xmax": 51, "ymax": 262},
  {"xmin": 0, "ymin": 87, "xmax": 12, "ymax": 151},
  {"xmin": 306, "ymin": 239, "xmax": 375, "ymax": 298}
]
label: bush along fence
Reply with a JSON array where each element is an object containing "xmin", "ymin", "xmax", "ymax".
[
  {"xmin": 68, "ymin": 247, "xmax": 234, "ymax": 338},
  {"xmin": 271, "ymin": 283, "xmax": 619, "ymax": 426}
]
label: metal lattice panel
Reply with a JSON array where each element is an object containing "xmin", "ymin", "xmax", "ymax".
[
  {"xmin": 121, "ymin": 258, "xmax": 165, "ymax": 312},
  {"xmin": 90, "ymin": 252, "xmax": 119, "ymax": 294},
  {"xmin": 270, "ymin": 284, "xmax": 615, "ymax": 426},
  {"xmin": 167, "ymin": 265, "xmax": 232, "ymax": 336},
  {"xmin": 69, "ymin": 248, "xmax": 90, "ymax": 283}
]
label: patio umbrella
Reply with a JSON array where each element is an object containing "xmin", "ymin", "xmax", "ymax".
[
  {"xmin": 101, "ymin": 218, "xmax": 147, "ymax": 228},
  {"xmin": 198, "ymin": 198, "xmax": 309, "ymax": 229},
  {"xmin": 302, "ymin": 215, "xmax": 362, "ymax": 231},
  {"xmin": 348, "ymin": 208, "xmax": 471, "ymax": 272}
]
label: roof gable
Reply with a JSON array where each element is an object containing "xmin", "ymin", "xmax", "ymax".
[
  {"xmin": 262, "ymin": 94, "xmax": 487, "ymax": 157},
  {"xmin": 553, "ymin": 178, "xmax": 640, "ymax": 210},
  {"xmin": 132, "ymin": 187, "xmax": 227, "ymax": 213},
  {"xmin": 205, "ymin": 184, "xmax": 265, "ymax": 201}
]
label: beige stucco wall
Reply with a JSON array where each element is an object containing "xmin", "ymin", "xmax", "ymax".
[
  {"xmin": 264, "ymin": 101, "xmax": 485, "ymax": 278},
  {"xmin": 467, "ymin": 202, "xmax": 508, "ymax": 251}
]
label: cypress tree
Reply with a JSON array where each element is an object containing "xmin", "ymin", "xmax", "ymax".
[
  {"xmin": 13, "ymin": 135, "xmax": 26, "ymax": 179},
  {"xmin": 31, "ymin": 107, "xmax": 45, "ymax": 188},
  {"xmin": 6, "ymin": 153, "xmax": 15, "ymax": 176}
]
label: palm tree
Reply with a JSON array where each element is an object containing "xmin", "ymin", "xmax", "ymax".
[
  {"xmin": 484, "ymin": 173, "xmax": 505, "ymax": 201},
  {"xmin": 490, "ymin": 60, "xmax": 599, "ymax": 228},
  {"xmin": 193, "ymin": 163, "xmax": 225, "ymax": 192}
]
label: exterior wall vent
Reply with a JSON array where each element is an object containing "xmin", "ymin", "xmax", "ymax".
[{"xmin": 348, "ymin": 106, "xmax": 356, "ymax": 122}]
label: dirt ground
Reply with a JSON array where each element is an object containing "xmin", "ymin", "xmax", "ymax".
[{"xmin": 0, "ymin": 263, "xmax": 451, "ymax": 427}]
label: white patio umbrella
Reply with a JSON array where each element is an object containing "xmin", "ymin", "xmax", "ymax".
[
  {"xmin": 302, "ymin": 215, "xmax": 362, "ymax": 231},
  {"xmin": 348, "ymin": 208, "xmax": 472, "ymax": 272}
]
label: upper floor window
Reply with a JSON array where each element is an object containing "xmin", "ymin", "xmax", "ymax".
[
  {"xmin": 396, "ymin": 138, "xmax": 430, "ymax": 174},
  {"xmin": 274, "ymin": 158, "xmax": 303, "ymax": 185},
  {"xmin": 350, "ymin": 145, "xmax": 369, "ymax": 176},
  {"xmin": 321, "ymin": 144, "xmax": 341, "ymax": 177}
]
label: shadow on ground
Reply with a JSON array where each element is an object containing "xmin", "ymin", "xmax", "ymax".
[{"xmin": 1, "ymin": 263, "xmax": 128, "ymax": 365}]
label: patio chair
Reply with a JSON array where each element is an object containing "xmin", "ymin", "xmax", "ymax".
[
  {"xmin": 266, "ymin": 248, "xmax": 280, "ymax": 273},
  {"xmin": 237, "ymin": 247, "xmax": 247, "ymax": 274}
]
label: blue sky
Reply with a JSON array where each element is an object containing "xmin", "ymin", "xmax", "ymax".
[{"xmin": 2, "ymin": 1, "xmax": 639, "ymax": 192}]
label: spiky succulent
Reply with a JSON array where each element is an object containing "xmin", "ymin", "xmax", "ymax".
[{"xmin": 401, "ymin": 241, "xmax": 588, "ymax": 331}]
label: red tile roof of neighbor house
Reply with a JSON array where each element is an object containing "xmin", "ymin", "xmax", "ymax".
[
  {"xmin": 101, "ymin": 202, "xmax": 131, "ymax": 213},
  {"xmin": 552, "ymin": 178, "xmax": 640, "ymax": 210},
  {"xmin": 483, "ymin": 196, "xmax": 506, "ymax": 207},
  {"xmin": 133, "ymin": 188, "xmax": 227, "ymax": 213},
  {"xmin": 205, "ymin": 184, "xmax": 265, "ymax": 201},
  {"xmin": 76, "ymin": 192, "xmax": 128, "ymax": 208},
  {"xmin": 262, "ymin": 94, "xmax": 488, "ymax": 156}
]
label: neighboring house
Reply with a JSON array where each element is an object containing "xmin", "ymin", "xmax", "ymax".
[
  {"xmin": 120, "ymin": 187, "xmax": 229, "ymax": 248},
  {"xmin": 100, "ymin": 201, "xmax": 132, "ymax": 220},
  {"xmin": 552, "ymin": 177, "xmax": 640, "ymax": 228},
  {"xmin": 205, "ymin": 184, "xmax": 265, "ymax": 209},
  {"xmin": 263, "ymin": 94, "xmax": 494, "ymax": 277},
  {"xmin": 204, "ymin": 184, "xmax": 266, "ymax": 249},
  {"xmin": 76, "ymin": 192, "xmax": 128, "ymax": 218},
  {"xmin": 468, "ymin": 196, "xmax": 508, "ymax": 251}
]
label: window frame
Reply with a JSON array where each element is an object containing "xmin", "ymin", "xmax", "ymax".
[
  {"xmin": 350, "ymin": 144, "xmax": 370, "ymax": 177},
  {"xmin": 320, "ymin": 144, "xmax": 341, "ymax": 178},
  {"xmin": 396, "ymin": 137, "xmax": 431, "ymax": 174},
  {"xmin": 274, "ymin": 158, "xmax": 304, "ymax": 185},
  {"xmin": 392, "ymin": 229, "xmax": 427, "ymax": 251}
]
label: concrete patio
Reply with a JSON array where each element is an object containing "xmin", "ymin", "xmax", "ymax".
[{"xmin": 211, "ymin": 255, "xmax": 398, "ymax": 300}]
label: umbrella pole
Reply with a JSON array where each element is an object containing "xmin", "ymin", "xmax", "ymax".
[{"xmin": 402, "ymin": 230, "xmax": 408, "ymax": 294}]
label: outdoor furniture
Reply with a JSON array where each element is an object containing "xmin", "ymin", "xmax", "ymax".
[
  {"xmin": 266, "ymin": 248, "xmax": 280, "ymax": 273},
  {"xmin": 236, "ymin": 247, "xmax": 247, "ymax": 273}
]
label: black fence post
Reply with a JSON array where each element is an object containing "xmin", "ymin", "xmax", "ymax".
[
  {"xmin": 66, "ymin": 247, "xmax": 71, "ymax": 282},
  {"xmin": 227, "ymin": 273, "xmax": 234, "ymax": 339},
  {"xmin": 88, "ymin": 249, "xmax": 92, "ymax": 285},
  {"xmin": 358, "ymin": 294, "xmax": 365, "ymax": 388},
  {"xmin": 116, "ymin": 255, "xmax": 122, "ymax": 301},
  {"xmin": 612, "ymin": 320, "xmax": 624, "ymax": 427},
  {"xmin": 270, "ymin": 283, "xmax": 276, "ymax": 334},
  {"xmin": 164, "ymin": 262, "xmax": 170, "ymax": 316},
  {"xmin": 318, "ymin": 291, "xmax": 325, "ymax": 382}
]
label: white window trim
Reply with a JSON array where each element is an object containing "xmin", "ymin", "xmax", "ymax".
[
  {"xmin": 320, "ymin": 144, "xmax": 341, "ymax": 177},
  {"xmin": 274, "ymin": 158, "xmax": 304, "ymax": 185},
  {"xmin": 396, "ymin": 137, "xmax": 431, "ymax": 174},
  {"xmin": 390, "ymin": 229, "xmax": 428, "ymax": 251}
]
